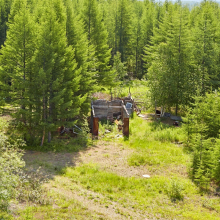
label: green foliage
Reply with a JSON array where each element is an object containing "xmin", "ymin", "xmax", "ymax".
[
  {"xmin": 0, "ymin": 0, "xmax": 84, "ymax": 145},
  {"xmin": 82, "ymin": 0, "xmax": 114, "ymax": 89},
  {"xmin": 0, "ymin": 133, "xmax": 25, "ymax": 210},
  {"xmin": 144, "ymin": 4, "xmax": 193, "ymax": 114},
  {"xmin": 0, "ymin": 0, "xmax": 13, "ymax": 47},
  {"xmin": 65, "ymin": 0, "xmax": 96, "ymax": 117},
  {"xmin": 190, "ymin": 1, "xmax": 219, "ymax": 94},
  {"xmin": 116, "ymin": 0, "xmax": 133, "ymax": 63},
  {"xmin": 112, "ymin": 51, "xmax": 126, "ymax": 82},
  {"xmin": 184, "ymin": 91, "xmax": 220, "ymax": 188},
  {"xmin": 166, "ymin": 179, "xmax": 184, "ymax": 202}
]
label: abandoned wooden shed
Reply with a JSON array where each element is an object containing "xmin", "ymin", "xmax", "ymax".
[{"xmin": 91, "ymin": 98, "xmax": 133, "ymax": 138}]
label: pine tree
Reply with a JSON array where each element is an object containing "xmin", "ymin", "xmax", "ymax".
[
  {"xmin": 102, "ymin": 0, "xmax": 117, "ymax": 57},
  {"xmin": 0, "ymin": 0, "xmax": 36, "ymax": 137},
  {"xmin": 112, "ymin": 51, "xmax": 126, "ymax": 82},
  {"xmin": 144, "ymin": 4, "xmax": 193, "ymax": 114},
  {"xmin": 116, "ymin": 0, "xmax": 132, "ymax": 63},
  {"xmin": 82, "ymin": 0, "xmax": 114, "ymax": 89},
  {"xmin": 0, "ymin": 0, "xmax": 13, "ymax": 47},
  {"xmin": 64, "ymin": 0, "xmax": 95, "ymax": 118},
  {"xmin": 132, "ymin": 0, "xmax": 145, "ymax": 78},
  {"xmin": 191, "ymin": 1, "xmax": 218, "ymax": 94},
  {"xmin": 33, "ymin": 0, "xmax": 80, "ymax": 143},
  {"xmin": 141, "ymin": 0, "xmax": 159, "ymax": 76}
]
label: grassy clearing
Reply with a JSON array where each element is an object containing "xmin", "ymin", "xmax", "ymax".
[
  {"xmin": 112, "ymin": 80, "xmax": 149, "ymax": 98},
  {"xmin": 3, "ymin": 110, "xmax": 220, "ymax": 219},
  {"xmin": 44, "ymin": 114, "xmax": 220, "ymax": 219}
]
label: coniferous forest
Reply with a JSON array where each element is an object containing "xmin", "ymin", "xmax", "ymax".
[
  {"xmin": 2, "ymin": 0, "xmax": 220, "ymax": 141},
  {"xmin": 3, "ymin": 0, "xmax": 220, "ymax": 218}
]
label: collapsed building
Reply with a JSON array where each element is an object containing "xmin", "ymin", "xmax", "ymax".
[{"xmin": 91, "ymin": 97, "xmax": 135, "ymax": 138}]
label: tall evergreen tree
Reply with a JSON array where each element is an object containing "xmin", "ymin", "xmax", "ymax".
[
  {"xmin": 82, "ymin": 0, "xmax": 114, "ymax": 88},
  {"xmin": 191, "ymin": 1, "xmax": 218, "ymax": 94},
  {"xmin": 116, "ymin": 0, "xmax": 132, "ymax": 63},
  {"xmin": 0, "ymin": 0, "xmax": 12, "ymax": 47},
  {"xmin": 0, "ymin": 0, "xmax": 36, "ymax": 136},
  {"xmin": 132, "ymin": 0, "xmax": 144, "ymax": 78},
  {"xmin": 144, "ymin": 4, "xmax": 192, "ymax": 114},
  {"xmin": 33, "ymin": 0, "xmax": 80, "ymax": 143},
  {"xmin": 64, "ymin": 0, "xmax": 95, "ymax": 117}
]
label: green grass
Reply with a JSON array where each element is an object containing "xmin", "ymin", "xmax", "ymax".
[
  {"xmin": 124, "ymin": 115, "xmax": 188, "ymax": 169},
  {"xmin": 62, "ymin": 164, "xmax": 220, "ymax": 219},
  {"xmin": 16, "ymin": 193, "xmax": 102, "ymax": 220}
]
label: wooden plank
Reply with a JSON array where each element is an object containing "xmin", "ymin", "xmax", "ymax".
[
  {"xmin": 123, "ymin": 118, "xmax": 129, "ymax": 137},
  {"xmin": 92, "ymin": 117, "xmax": 99, "ymax": 137}
]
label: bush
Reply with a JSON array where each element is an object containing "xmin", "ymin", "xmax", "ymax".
[
  {"xmin": 16, "ymin": 169, "xmax": 51, "ymax": 205},
  {"xmin": 167, "ymin": 179, "xmax": 184, "ymax": 202},
  {"xmin": 0, "ymin": 133, "xmax": 25, "ymax": 210}
]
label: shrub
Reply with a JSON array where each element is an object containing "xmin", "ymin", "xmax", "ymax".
[
  {"xmin": 16, "ymin": 169, "xmax": 51, "ymax": 205},
  {"xmin": 167, "ymin": 179, "xmax": 184, "ymax": 202},
  {"xmin": 0, "ymin": 133, "xmax": 25, "ymax": 210}
]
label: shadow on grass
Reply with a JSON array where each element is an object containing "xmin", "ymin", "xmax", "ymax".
[{"xmin": 20, "ymin": 131, "xmax": 101, "ymax": 189}]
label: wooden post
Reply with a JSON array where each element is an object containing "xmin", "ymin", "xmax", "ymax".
[
  {"xmin": 123, "ymin": 118, "xmax": 129, "ymax": 137},
  {"xmin": 121, "ymin": 103, "xmax": 124, "ymax": 119},
  {"xmin": 92, "ymin": 117, "xmax": 99, "ymax": 137}
]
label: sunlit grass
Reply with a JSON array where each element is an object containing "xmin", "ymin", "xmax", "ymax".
[
  {"xmin": 62, "ymin": 164, "xmax": 220, "ymax": 219},
  {"xmin": 16, "ymin": 192, "xmax": 100, "ymax": 220},
  {"xmin": 122, "ymin": 114, "xmax": 189, "ymax": 169}
]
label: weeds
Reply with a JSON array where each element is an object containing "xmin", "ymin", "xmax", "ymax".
[
  {"xmin": 16, "ymin": 168, "xmax": 51, "ymax": 205},
  {"xmin": 166, "ymin": 179, "xmax": 184, "ymax": 202}
]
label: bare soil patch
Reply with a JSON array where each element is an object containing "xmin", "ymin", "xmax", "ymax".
[{"xmin": 23, "ymin": 141, "xmax": 149, "ymax": 179}]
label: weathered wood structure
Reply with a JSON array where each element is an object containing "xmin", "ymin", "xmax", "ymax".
[{"xmin": 91, "ymin": 98, "xmax": 132, "ymax": 138}]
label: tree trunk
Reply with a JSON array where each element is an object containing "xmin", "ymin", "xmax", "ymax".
[
  {"xmin": 41, "ymin": 129, "xmax": 45, "ymax": 146},
  {"xmin": 48, "ymin": 131, "xmax": 51, "ymax": 143}
]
